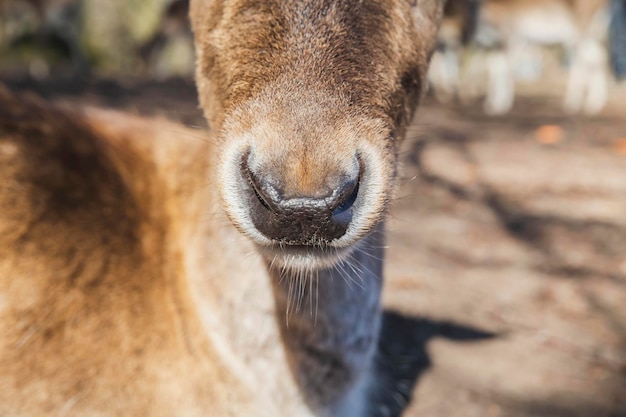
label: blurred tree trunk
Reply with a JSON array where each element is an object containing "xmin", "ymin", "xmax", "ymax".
[{"xmin": 80, "ymin": 0, "xmax": 171, "ymax": 74}]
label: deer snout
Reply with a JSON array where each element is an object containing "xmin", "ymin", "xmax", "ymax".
[{"xmin": 242, "ymin": 157, "xmax": 360, "ymax": 246}]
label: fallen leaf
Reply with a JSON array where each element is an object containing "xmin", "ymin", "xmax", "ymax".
[
  {"xmin": 535, "ymin": 125, "xmax": 564, "ymax": 145},
  {"xmin": 612, "ymin": 138, "xmax": 626, "ymax": 155}
]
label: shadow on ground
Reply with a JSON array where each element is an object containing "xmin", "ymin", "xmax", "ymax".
[
  {"xmin": 371, "ymin": 311, "xmax": 496, "ymax": 417},
  {"xmin": 384, "ymin": 101, "xmax": 626, "ymax": 416}
]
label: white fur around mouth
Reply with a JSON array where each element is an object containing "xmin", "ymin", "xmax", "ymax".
[{"xmin": 259, "ymin": 244, "xmax": 356, "ymax": 272}]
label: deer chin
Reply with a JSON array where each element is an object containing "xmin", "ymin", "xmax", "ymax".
[
  {"xmin": 257, "ymin": 244, "xmax": 357, "ymax": 273},
  {"xmin": 216, "ymin": 123, "xmax": 394, "ymax": 273}
]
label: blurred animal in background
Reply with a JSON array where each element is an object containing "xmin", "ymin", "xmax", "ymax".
[
  {"xmin": 476, "ymin": 0, "xmax": 611, "ymax": 115},
  {"xmin": 428, "ymin": 0, "xmax": 623, "ymax": 116},
  {"xmin": 610, "ymin": 0, "xmax": 626, "ymax": 79},
  {"xmin": 427, "ymin": 0, "xmax": 480, "ymax": 101}
]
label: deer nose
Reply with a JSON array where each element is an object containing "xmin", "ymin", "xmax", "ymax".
[{"xmin": 243, "ymin": 160, "xmax": 359, "ymax": 245}]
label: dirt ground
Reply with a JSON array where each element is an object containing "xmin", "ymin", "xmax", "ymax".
[
  {"xmin": 3, "ymin": 76, "xmax": 626, "ymax": 417},
  {"xmin": 382, "ymin": 98, "xmax": 626, "ymax": 417}
]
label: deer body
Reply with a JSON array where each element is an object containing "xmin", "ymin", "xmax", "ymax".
[
  {"xmin": 0, "ymin": 0, "xmax": 443, "ymax": 415},
  {"xmin": 0, "ymin": 91, "xmax": 320, "ymax": 417}
]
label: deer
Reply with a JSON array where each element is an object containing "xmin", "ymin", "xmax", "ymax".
[
  {"xmin": 427, "ymin": 0, "xmax": 480, "ymax": 101},
  {"xmin": 0, "ymin": 0, "xmax": 444, "ymax": 416},
  {"xmin": 473, "ymin": 0, "xmax": 612, "ymax": 115},
  {"xmin": 427, "ymin": 0, "xmax": 615, "ymax": 115}
]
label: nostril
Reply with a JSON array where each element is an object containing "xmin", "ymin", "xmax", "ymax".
[
  {"xmin": 251, "ymin": 179, "xmax": 272, "ymax": 211},
  {"xmin": 330, "ymin": 179, "xmax": 359, "ymax": 216},
  {"xmin": 249, "ymin": 172, "xmax": 273, "ymax": 211},
  {"xmin": 242, "ymin": 155, "xmax": 280, "ymax": 212}
]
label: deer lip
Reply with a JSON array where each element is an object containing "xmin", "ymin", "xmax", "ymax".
[{"xmin": 265, "ymin": 239, "xmax": 352, "ymax": 256}]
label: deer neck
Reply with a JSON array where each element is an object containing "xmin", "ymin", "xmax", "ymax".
[
  {"xmin": 181, "ymin": 158, "xmax": 383, "ymax": 414},
  {"xmin": 269, "ymin": 225, "xmax": 385, "ymax": 414}
]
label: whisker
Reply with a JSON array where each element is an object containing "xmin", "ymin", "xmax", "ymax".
[
  {"xmin": 344, "ymin": 257, "xmax": 366, "ymax": 288},
  {"xmin": 337, "ymin": 257, "xmax": 364, "ymax": 290},
  {"xmin": 295, "ymin": 269, "xmax": 306, "ymax": 313},
  {"xmin": 308, "ymin": 267, "xmax": 314, "ymax": 318},
  {"xmin": 354, "ymin": 247, "xmax": 386, "ymax": 263},
  {"xmin": 286, "ymin": 267, "xmax": 295, "ymax": 326},
  {"xmin": 315, "ymin": 268, "xmax": 320, "ymax": 325},
  {"xmin": 335, "ymin": 259, "xmax": 354, "ymax": 290}
]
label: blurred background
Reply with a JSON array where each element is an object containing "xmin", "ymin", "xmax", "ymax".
[
  {"xmin": 0, "ymin": 0, "xmax": 193, "ymax": 78},
  {"xmin": 1, "ymin": 0, "xmax": 626, "ymax": 416}
]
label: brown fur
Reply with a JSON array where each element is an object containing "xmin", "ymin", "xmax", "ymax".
[
  {"xmin": 0, "ymin": 87, "xmax": 254, "ymax": 416},
  {"xmin": 0, "ymin": 0, "xmax": 444, "ymax": 415},
  {"xmin": 191, "ymin": 0, "xmax": 442, "ymax": 131}
]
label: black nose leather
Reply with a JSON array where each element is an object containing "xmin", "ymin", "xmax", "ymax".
[{"xmin": 243, "ymin": 162, "xmax": 359, "ymax": 245}]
